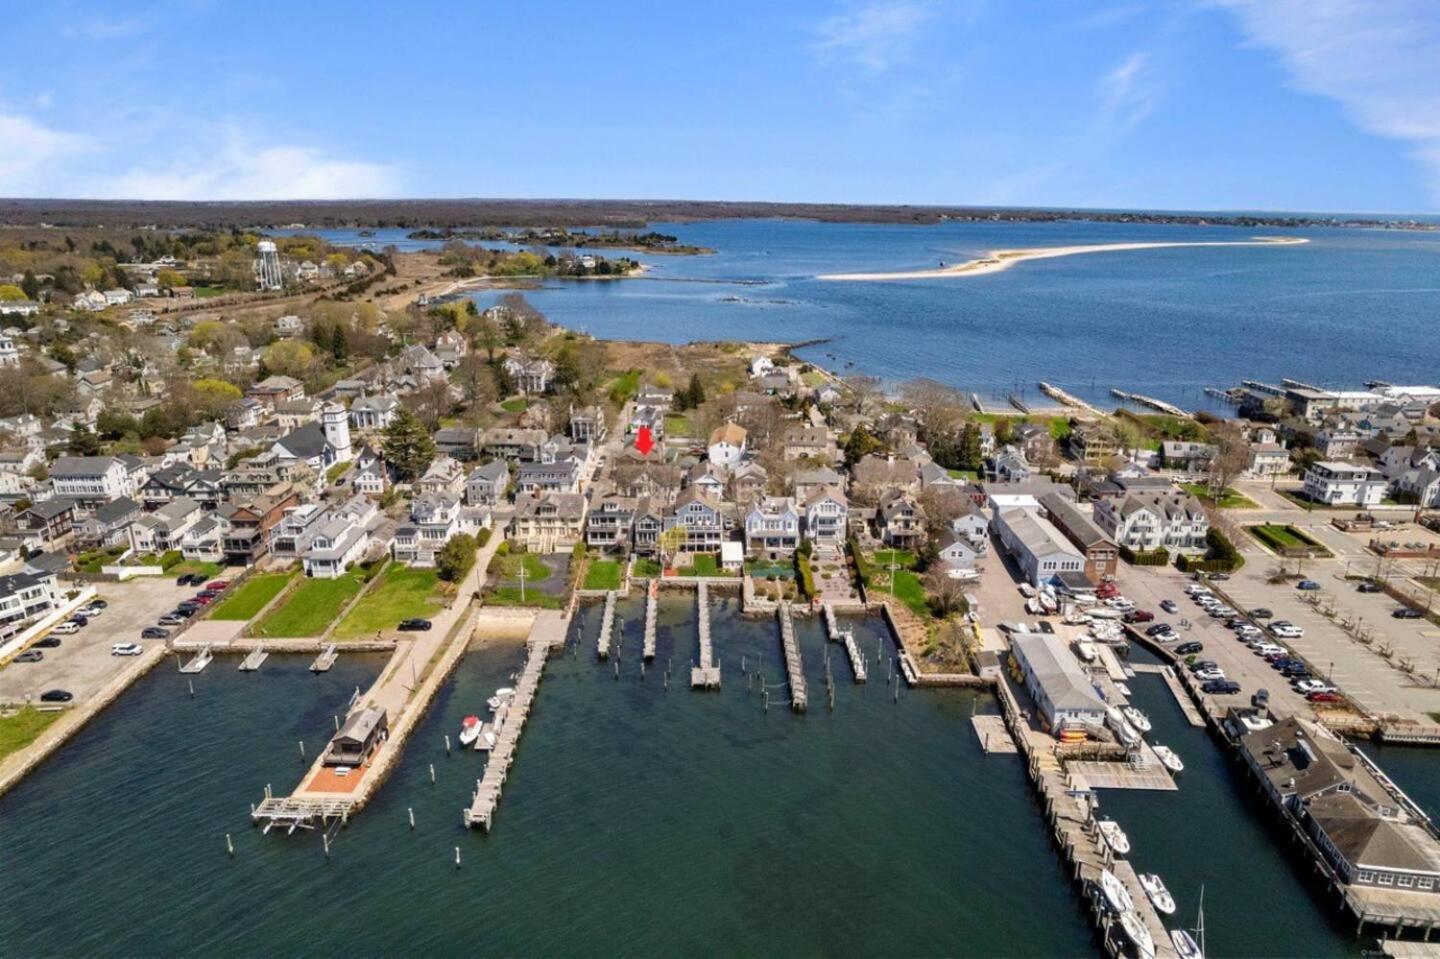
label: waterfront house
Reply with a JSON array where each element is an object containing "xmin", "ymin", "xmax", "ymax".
[
  {"xmin": 664, "ymin": 488, "xmax": 726, "ymax": 554},
  {"xmin": 11, "ymin": 498, "xmax": 77, "ymax": 548},
  {"xmin": 271, "ymin": 503, "xmax": 329, "ymax": 558},
  {"xmin": 744, "ymin": 497, "xmax": 801, "ymax": 557},
  {"xmin": 1302, "ymin": 461, "xmax": 1387, "ymax": 507},
  {"xmin": 510, "ymin": 492, "xmax": 586, "ymax": 552},
  {"xmin": 802, "ymin": 486, "xmax": 848, "ymax": 547},
  {"xmin": 1009, "ymin": 632, "xmax": 1106, "ymax": 737},
  {"xmin": 876, "ymin": 489, "xmax": 923, "ymax": 549},
  {"xmin": 1092, "ymin": 491, "xmax": 1209, "ymax": 553},
  {"xmin": 221, "ymin": 486, "xmax": 302, "ymax": 565},
  {"xmin": 393, "ymin": 493, "xmax": 466, "ymax": 566},
  {"xmin": 0, "ymin": 570, "xmax": 60, "ymax": 641},
  {"xmin": 585, "ymin": 492, "xmax": 638, "ymax": 553},
  {"xmin": 129, "ymin": 497, "xmax": 201, "ymax": 555},
  {"xmin": 1069, "ymin": 424, "xmax": 1119, "ymax": 466},
  {"xmin": 302, "ymin": 497, "xmax": 378, "ymax": 578},
  {"xmin": 76, "ymin": 496, "xmax": 140, "ymax": 549},
  {"xmin": 465, "ymin": 461, "xmax": 510, "ymax": 507},
  {"xmin": 324, "ymin": 707, "xmax": 388, "ymax": 767}
]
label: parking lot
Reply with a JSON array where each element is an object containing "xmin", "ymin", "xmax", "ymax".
[{"xmin": 0, "ymin": 575, "xmax": 204, "ymax": 705}]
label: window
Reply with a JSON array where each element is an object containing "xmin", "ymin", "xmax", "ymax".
[
  {"xmin": 1399, "ymin": 875, "xmax": 1415, "ymax": 888},
  {"xmin": 1358, "ymin": 871, "xmax": 1375, "ymax": 883},
  {"xmin": 1378, "ymin": 873, "xmax": 1395, "ymax": 886},
  {"xmin": 1419, "ymin": 878, "xmax": 1434, "ymax": 890}
]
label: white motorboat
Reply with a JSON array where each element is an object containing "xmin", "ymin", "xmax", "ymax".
[
  {"xmin": 1116, "ymin": 682, "xmax": 1133, "ymax": 698},
  {"xmin": 1119, "ymin": 910, "xmax": 1155, "ymax": 959},
  {"xmin": 1122, "ymin": 706, "xmax": 1152, "ymax": 733},
  {"xmin": 1170, "ymin": 930, "xmax": 1203, "ymax": 959},
  {"xmin": 458, "ymin": 715, "xmax": 481, "ymax": 747},
  {"xmin": 1099, "ymin": 868, "xmax": 1133, "ymax": 914},
  {"xmin": 1138, "ymin": 873, "xmax": 1176, "ymax": 915},
  {"xmin": 1097, "ymin": 818, "xmax": 1131, "ymax": 855},
  {"xmin": 1089, "ymin": 607, "xmax": 1124, "ymax": 620},
  {"xmin": 1153, "ymin": 744, "xmax": 1184, "ymax": 774},
  {"xmin": 1026, "ymin": 596, "xmax": 1045, "ymax": 615},
  {"xmin": 486, "ymin": 687, "xmax": 516, "ymax": 712},
  {"xmin": 1039, "ymin": 590, "xmax": 1058, "ymax": 613},
  {"xmin": 1076, "ymin": 640, "xmax": 1098, "ymax": 663}
]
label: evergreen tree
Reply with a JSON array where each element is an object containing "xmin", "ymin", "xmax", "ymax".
[
  {"xmin": 331, "ymin": 325, "xmax": 348, "ymax": 362},
  {"xmin": 957, "ymin": 422, "xmax": 983, "ymax": 471},
  {"xmin": 20, "ymin": 271, "xmax": 38, "ymax": 301},
  {"xmin": 381, "ymin": 407, "xmax": 437, "ymax": 481},
  {"xmin": 67, "ymin": 424, "xmax": 103, "ymax": 456},
  {"xmin": 685, "ymin": 373, "xmax": 705, "ymax": 409},
  {"xmin": 843, "ymin": 425, "xmax": 884, "ymax": 467}
]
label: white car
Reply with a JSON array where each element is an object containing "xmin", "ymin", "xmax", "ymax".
[
  {"xmin": 111, "ymin": 643, "xmax": 143, "ymax": 656},
  {"xmin": 1193, "ymin": 667, "xmax": 1226, "ymax": 682},
  {"xmin": 1294, "ymin": 679, "xmax": 1333, "ymax": 694},
  {"xmin": 50, "ymin": 622, "xmax": 81, "ymax": 635},
  {"xmin": 1105, "ymin": 598, "xmax": 1136, "ymax": 612},
  {"xmin": 1253, "ymin": 643, "xmax": 1286, "ymax": 656},
  {"xmin": 80, "ymin": 605, "xmax": 103, "ymax": 618},
  {"xmin": 1271, "ymin": 624, "xmax": 1305, "ymax": 639}
]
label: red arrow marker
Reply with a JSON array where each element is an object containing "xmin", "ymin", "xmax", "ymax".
[{"xmin": 635, "ymin": 425, "xmax": 655, "ymax": 457}]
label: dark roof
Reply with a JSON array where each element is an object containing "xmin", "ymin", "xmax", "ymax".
[
  {"xmin": 21, "ymin": 498, "xmax": 76, "ymax": 519},
  {"xmin": 275, "ymin": 424, "xmax": 330, "ymax": 460},
  {"xmin": 91, "ymin": 497, "xmax": 139, "ymax": 523}
]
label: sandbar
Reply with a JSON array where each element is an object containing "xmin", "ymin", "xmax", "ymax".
[{"xmin": 817, "ymin": 236, "xmax": 1309, "ymax": 281}]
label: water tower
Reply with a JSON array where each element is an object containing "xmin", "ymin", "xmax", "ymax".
[{"xmin": 255, "ymin": 240, "xmax": 283, "ymax": 291}]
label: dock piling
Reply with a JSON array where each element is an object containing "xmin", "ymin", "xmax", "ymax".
[
  {"xmin": 454, "ymin": 846, "xmax": 461, "ymax": 869},
  {"xmin": 444, "ymin": 734, "xmax": 451, "ymax": 755},
  {"xmin": 408, "ymin": 807, "xmax": 415, "ymax": 831},
  {"xmin": 429, "ymin": 763, "xmax": 436, "ymax": 784},
  {"xmin": 298, "ymin": 739, "xmax": 305, "ymax": 761},
  {"xmin": 226, "ymin": 833, "xmax": 234, "ymax": 857},
  {"xmin": 188, "ymin": 679, "xmax": 194, "ymax": 698}
]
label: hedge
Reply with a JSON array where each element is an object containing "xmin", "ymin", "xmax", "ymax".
[
  {"xmin": 1120, "ymin": 545, "xmax": 1170, "ymax": 566},
  {"xmin": 1177, "ymin": 528, "xmax": 1243, "ymax": 573},
  {"xmin": 795, "ymin": 550, "xmax": 816, "ymax": 599},
  {"xmin": 848, "ymin": 536, "xmax": 875, "ymax": 590}
]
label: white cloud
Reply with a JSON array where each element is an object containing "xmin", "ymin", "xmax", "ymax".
[
  {"xmin": 1097, "ymin": 51, "xmax": 1159, "ymax": 134},
  {"xmin": 813, "ymin": 1, "xmax": 935, "ymax": 73},
  {"xmin": 0, "ymin": 113, "xmax": 94, "ymax": 194},
  {"xmin": 93, "ymin": 134, "xmax": 401, "ymax": 200},
  {"xmin": 1210, "ymin": 0, "xmax": 1440, "ymax": 201}
]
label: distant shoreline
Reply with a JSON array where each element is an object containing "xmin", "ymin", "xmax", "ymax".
[{"xmin": 817, "ymin": 236, "xmax": 1310, "ymax": 281}]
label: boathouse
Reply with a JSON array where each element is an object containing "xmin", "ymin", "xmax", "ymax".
[{"xmin": 323, "ymin": 707, "xmax": 388, "ymax": 767}]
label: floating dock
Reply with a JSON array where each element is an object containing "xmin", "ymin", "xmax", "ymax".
[
  {"xmin": 690, "ymin": 581, "xmax": 720, "ymax": 688},
  {"xmin": 778, "ymin": 602, "xmax": 807, "ymax": 711},
  {"xmin": 179, "ymin": 646, "xmax": 212, "ymax": 673},
  {"xmin": 596, "ymin": 590, "xmax": 617, "ymax": 659},
  {"xmin": 971, "ymin": 715, "xmax": 1018, "ymax": 754},
  {"xmin": 1131, "ymin": 663, "xmax": 1205, "ymax": 728},
  {"xmin": 310, "ymin": 644, "xmax": 338, "ymax": 673},
  {"xmin": 238, "ymin": 648, "xmax": 268, "ymax": 672},
  {"xmin": 1110, "ymin": 388, "xmax": 1189, "ymax": 418},
  {"xmin": 465, "ymin": 613, "xmax": 567, "ymax": 831},
  {"xmin": 970, "ymin": 392, "xmax": 989, "ymax": 414},
  {"xmin": 642, "ymin": 579, "xmax": 657, "ymax": 660}
]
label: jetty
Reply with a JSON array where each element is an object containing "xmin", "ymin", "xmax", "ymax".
[
  {"xmin": 1038, "ymin": 381, "xmax": 1101, "ymax": 416},
  {"xmin": 970, "ymin": 392, "xmax": 989, "ymax": 414},
  {"xmin": 822, "ymin": 604, "xmax": 867, "ymax": 683},
  {"xmin": 596, "ymin": 590, "xmax": 617, "ymax": 658},
  {"xmin": 642, "ymin": 579, "xmax": 658, "ymax": 660},
  {"xmin": 971, "ymin": 714, "xmax": 1018, "ymax": 754},
  {"xmin": 1204, "ymin": 386, "xmax": 1239, "ymax": 404},
  {"xmin": 465, "ymin": 611, "xmax": 568, "ymax": 831},
  {"xmin": 238, "ymin": 648, "xmax": 268, "ymax": 672},
  {"xmin": 1110, "ymin": 388, "xmax": 1188, "ymax": 418},
  {"xmin": 690, "ymin": 581, "xmax": 720, "ymax": 688},
  {"xmin": 778, "ymin": 602, "xmax": 807, "ymax": 711},
  {"xmin": 179, "ymin": 645, "xmax": 212, "ymax": 673},
  {"xmin": 310, "ymin": 644, "xmax": 338, "ymax": 673},
  {"xmin": 1008, "ymin": 393, "xmax": 1031, "ymax": 414}
]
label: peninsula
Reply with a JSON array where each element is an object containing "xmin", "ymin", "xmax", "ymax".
[{"xmin": 818, "ymin": 236, "xmax": 1310, "ymax": 281}]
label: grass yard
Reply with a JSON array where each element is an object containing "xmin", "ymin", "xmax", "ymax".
[
  {"xmin": 333, "ymin": 565, "xmax": 445, "ymax": 639},
  {"xmin": 1181, "ymin": 483, "xmax": 1259, "ymax": 509},
  {"xmin": 501, "ymin": 397, "xmax": 529, "ymax": 414},
  {"xmin": 170, "ymin": 559, "xmax": 223, "ymax": 579},
  {"xmin": 0, "ymin": 706, "xmax": 64, "ymax": 762},
  {"xmin": 191, "ymin": 285, "xmax": 227, "ymax": 298},
  {"xmin": 255, "ymin": 570, "xmax": 366, "ymax": 637},
  {"xmin": 632, "ymin": 557, "xmax": 663, "ymax": 578},
  {"xmin": 486, "ymin": 587, "xmax": 564, "ymax": 609},
  {"xmin": 890, "ymin": 569, "xmax": 931, "ymax": 618},
  {"xmin": 663, "ymin": 413, "xmax": 695, "ymax": 437},
  {"xmin": 801, "ymin": 370, "xmax": 827, "ymax": 388},
  {"xmin": 583, "ymin": 559, "xmax": 624, "ymax": 591},
  {"xmin": 870, "ymin": 549, "xmax": 918, "ymax": 570},
  {"xmin": 678, "ymin": 553, "xmax": 730, "ymax": 576},
  {"xmin": 209, "ymin": 571, "xmax": 296, "ymax": 620},
  {"xmin": 1249, "ymin": 524, "xmax": 1332, "ymax": 556},
  {"xmin": 490, "ymin": 551, "xmax": 553, "ymax": 584}
]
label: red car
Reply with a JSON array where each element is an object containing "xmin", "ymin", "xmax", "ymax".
[
  {"xmin": 192, "ymin": 594, "xmax": 214, "ymax": 606},
  {"xmin": 206, "ymin": 580, "xmax": 230, "ymax": 591},
  {"xmin": 1096, "ymin": 582, "xmax": 1119, "ymax": 599},
  {"xmin": 1306, "ymin": 690, "xmax": 1342, "ymax": 703},
  {"xmin": 1123, "ymin": 609, "xmax": 1155, "ymax": 624}
]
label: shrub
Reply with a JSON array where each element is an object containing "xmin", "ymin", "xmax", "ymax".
[
  {"xmin": 848, "ymin": 537, "xmax": 875, "ymax": 589},
  {"xmin": 1119, "ymin": 545, "xmax": 1170, "ymax": 566},
  {"xmin": 476, "ymin": 528, "xmax": 492, "ymax": 547},
  {"xmin": 795, "ymin": 550, "xmax": 816, "ymax": 599},
  {"xmin": 436, "ymin": 534, "xmax": 478, "ymax": 583}
]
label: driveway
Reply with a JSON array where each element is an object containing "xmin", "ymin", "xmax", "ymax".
[{"xmin": 0, "ymin": 575, "xmax": 202, "ymax": 705}]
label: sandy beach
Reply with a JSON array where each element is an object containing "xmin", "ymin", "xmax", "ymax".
[{"xmin": 817, "ymin": 236, "xmax": 1309, "ymax": 281}]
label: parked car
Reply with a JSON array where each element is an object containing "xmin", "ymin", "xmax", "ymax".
[
  {"xmin": 1209, "ymin": 573, "xmax": 1231, "ymax": 581},
  {"xmin": 206, "ymin": 580, "xmax": 230, "ymax": 591},
  {"xmin": 66, "ymin": 615, "xmax": 88, "ymax": 627},
  {"xmin": 88, "ymin": 599, "xmax": 108, "ymax": 609},
  {"xmin": 1394, "ymin": 608, "xmax": 1424, "ymax": 619},
  {"xmin": 39, "ymin": 689, "xmax": 73, "ymax": 703},
  {"xmin": 191, "ymin": 595, "xmax": 213, "ymax": 606},
  {"xmin": 1201, "ymin": 679, "xmax": 1241, "ymax": 695},
  {"xmin": 1124, "ymin": 609, "xmax": 1155, "ymax": 623},
  {"xmin": 177, "ymin": 573, "xmax": 203, "ymax": 586},
  {"xmin": 1294, "ymin": 679, "xmax": 1334, "ymax": 694},
  {"xmin": 13, "ymin": 650, "xmax": 43, "ymax": 662},
  {"xmin": 1252, "ymin": 688, "xmax": 1270, "ymax": 709},
  {"xmin": 33, "ymin": 636, "xmax": 61, "ymax": 648},
  {"xmin": 50, "ymin": 622, "xmax": 80, "ymax": 635},
  {"xmin": 1249, "ymin": 608, "xmax": 1273, "ymax": 619},
  {"xmin": 173, "ymin": 606, "xmax": 197, "ymax": 618},
  {"xmin": 398, "ymin": 618, "xmax": 433, "ymax": 632},
  {"xmin": 1193, "ymin": 667, "xmax": 1226, "ymax": 682},
  {"xmin": 1175, "ymin": 641, "xmax": 1204, "ymax": 655},
  {"xmin": 1357, "ymin": 581, "xmax": 1383, "ymax": 593},
  {"xmin": 141, "ymin": 627, "xmax": 171, "ymax": 640},
  {"xmin": 1160, "ymin": 600, "xmax": 1178, "ymax": 614},
  {"xmin": 1270, "ymin": 623, "xmax": 1305, "ymax": 639},
  {"xmin": 111, "ymin": 643, "xmax": 143, "ymax": 656},
  {"xmin": 1307, "ymin": 690, "xmax": 1342, "ymax": 703},
  {"xmin": 1296, "ymin": 580, "xmax": 1322, "ymax": 590},
  {"xmin": 1145, "ymin": 623, "xmax": 1173, "ymax": 637},
  {"xmin": 80, "ymin": 605, "xmax": 103, "ymax": 618},
  {"xmin": 1188, "ymin": 660, "xmax": 1220, "ymax": 673},
  {"xmin": 158, "ymin": 614, "xmax": 185, "ymax": 626}
]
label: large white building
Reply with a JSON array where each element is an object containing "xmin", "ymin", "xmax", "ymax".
[
  {"xmin": 49, "ymin": 456, "xmax": 143, "ymax": 506},
  {"xmin": 1010, "ymin": 633, "xmax": 1107, "ymax": 737},
  {"xmin": 0, "ymin": 570, "xmax": 60, "ymax": 641},
  {"xmin": 1093, "ymin": 491, "xmax": 1209, "ymax": 553},
  {"xmin": 1302, "ymin": 461, "xmax": 1387, "ymax": 507},
  {"xmin": 992, "ymin": 506, "xmax": 1085, "ymax": 586}
]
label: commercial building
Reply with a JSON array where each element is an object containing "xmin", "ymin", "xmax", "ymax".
[
  {"xmin": 992, "ymin": 506, "xmax": 1086, "ymax": 587},
  {"xmin": 1302, "ymin": 461, "xmax": 1388, "ymax": 507},
  {"xmin": 1009, "ymin": 633, "xmax": 1106, "ymax": 737}
]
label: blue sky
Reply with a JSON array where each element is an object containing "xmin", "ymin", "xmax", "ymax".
[{"xmin": 1, "ymin": 1, "xmax": 1437, "ymax": 213}]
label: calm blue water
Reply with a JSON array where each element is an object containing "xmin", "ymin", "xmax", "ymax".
[{"xmin": 309, "ymin": 219, "xmax": 1440, "ymax": 410}]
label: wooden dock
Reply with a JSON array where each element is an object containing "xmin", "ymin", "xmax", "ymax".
[
  {"xmin": 238, "ymin": 648, "xmax": 268, "ymax": 672},
  {"xmin": 1111, "ymin": 388, "xmax": 1189, "ymax": 418},
  {"xmin": 1067, "ymin": 743, "xmax": 1179, "ymax": 792},
  {"xmin": 179, "ymin": 646, "xmax": 212, "ymax": 673},
  {"xmin": 972, "ymin": 715, "xmax": 1018, "ymax": 754},
  {"xmin": 465, "ymin": 612, "xmax": 567, "ymax": 831},
  {"xmin": 778, "ymin": 602, "xmax": 807, "ymax": 711},
  {"xmin": 596, "ymin": 590, "xmax": 617, "ymax": 659},
  {"xmin": 822, "ymin": 604, "xmax": 867, "ymax": 682},
  {"xmin": 1094, "ymin": 645, "xmax": 1129, "ymax": 682},
  {"xmin": 1038, "ymin": 380, "xmax": 1102, "ymax": 416},
  {"xmin": 310, "ymin": 644, "xmax": 338, "ymax": 673},
  {"xmin": 1132, "ymin": 663, "xmax": 1205, "ymax": 728},
  {"xmin": 642, "ymin": 579, "xmax": 657, "ymax": 660},
  {"xmin": 690, "ymin": 581, "xmax": 720, "ymax": 688}
]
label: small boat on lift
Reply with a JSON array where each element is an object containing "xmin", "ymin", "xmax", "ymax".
[{"xmin": 458, "ymin": 715, "xmax": 481, "ymax": 747}]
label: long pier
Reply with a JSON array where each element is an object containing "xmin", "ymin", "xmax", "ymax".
[
  {"xmin": 778, "ymin": 602, "xmax": 807, "ymax": 711},
  {"xmin": 465, "ymin": 612, "xmax": 568, "ymax": 831},
  {"xmin": 690, "ymin": 581, "xmax": 720, "ymax": 688},
  {"xmin": 642, "ymin": 579, "xmax": 658, "ymax": 660},
  {"xmin": 1110, "ymin": 388, "xmax": 1189, "ymax": 418},
  {"xmin": 1038, "ymin": 381, "xmax": 1101, "ymax": 416},
  {"xmin": 596, "ymin": 590, "xmax": 617, "ymax": 658}
]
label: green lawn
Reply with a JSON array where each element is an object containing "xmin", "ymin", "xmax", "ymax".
[
  {"xmin": 801, "ymin": 370, "xmax": 827, "ymax": 388},
  {"xmin": 632, "ymin": 558, "xmax": 662, "ymax": 578},
  {"xmin": 664, "ymin": 413, "xmax": 695, "ymax": 437},
  {"xmin": 1181, "ymin": 483, "xmax": 1258, "ymax": 509},
  {"xmin": 170, "ymin": 559, "xmax": 223, "ymax": 579},
  {"xmin": 191, "ymin": 285, "xmax": 227, "ymax": 298},
  {"xmin": 870, "ymin": 549, "xmax": 918, "ymax": 570},
  {"xmin": 0, "ymin": 706, "xmax": 64, "ymax": 762},
  {"xmin": 255, "ymin": 570, "xmax": 365, "ymax": 637},
  {"xmin": 333, "ymin": 565, "xmax": 445, "ymax": 639},
  {"xmin": 583, "ymin": 559, "xmax": 624, "ymax": 591},
  {"xmin": 486, "ymin": 587, "xmax": 564, "ymax": 609},
  {"xmin": 490, "ymin": 551, "xmax": 552, "ymax": 584},
  {"xmin": 209, "ymin": 571, "xmax": 296, "ymax": 620},
  {"xmin": 891, "ymin": 569, "xmax": 931, "ymax": 618},
  {"xmin": 326, "ymin": 460, "xmax": 351, "ymax": 483},
  {"xmin": 1248, "ymin": 524, "xmax": 1332, "ymax": 557},
  {"xmin": 74, "ymin": 545, "xmax": 128, "ymax": 573},
  {"xmin": 678, "ymin": 553, "xmax": 729, "ymax": 577},
  {"xmin": 501, "ymin": 397, "xmax": 529, "ymax": 414},
  {"xmin": 946, "ymin": 469, "xmax": 979, "ymax": 481},
  {"xmin": 607, "ymin": 369, "xmax": 641, "ymax": 405}
]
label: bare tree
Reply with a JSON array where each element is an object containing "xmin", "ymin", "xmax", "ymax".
[
  {"xmin": 925, "ymin": 567, "xmax": 967, "ymax": 617},
  {"xmin": 1206, "ymin": 423, "xmax": 1251, "ymax": 501}
]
